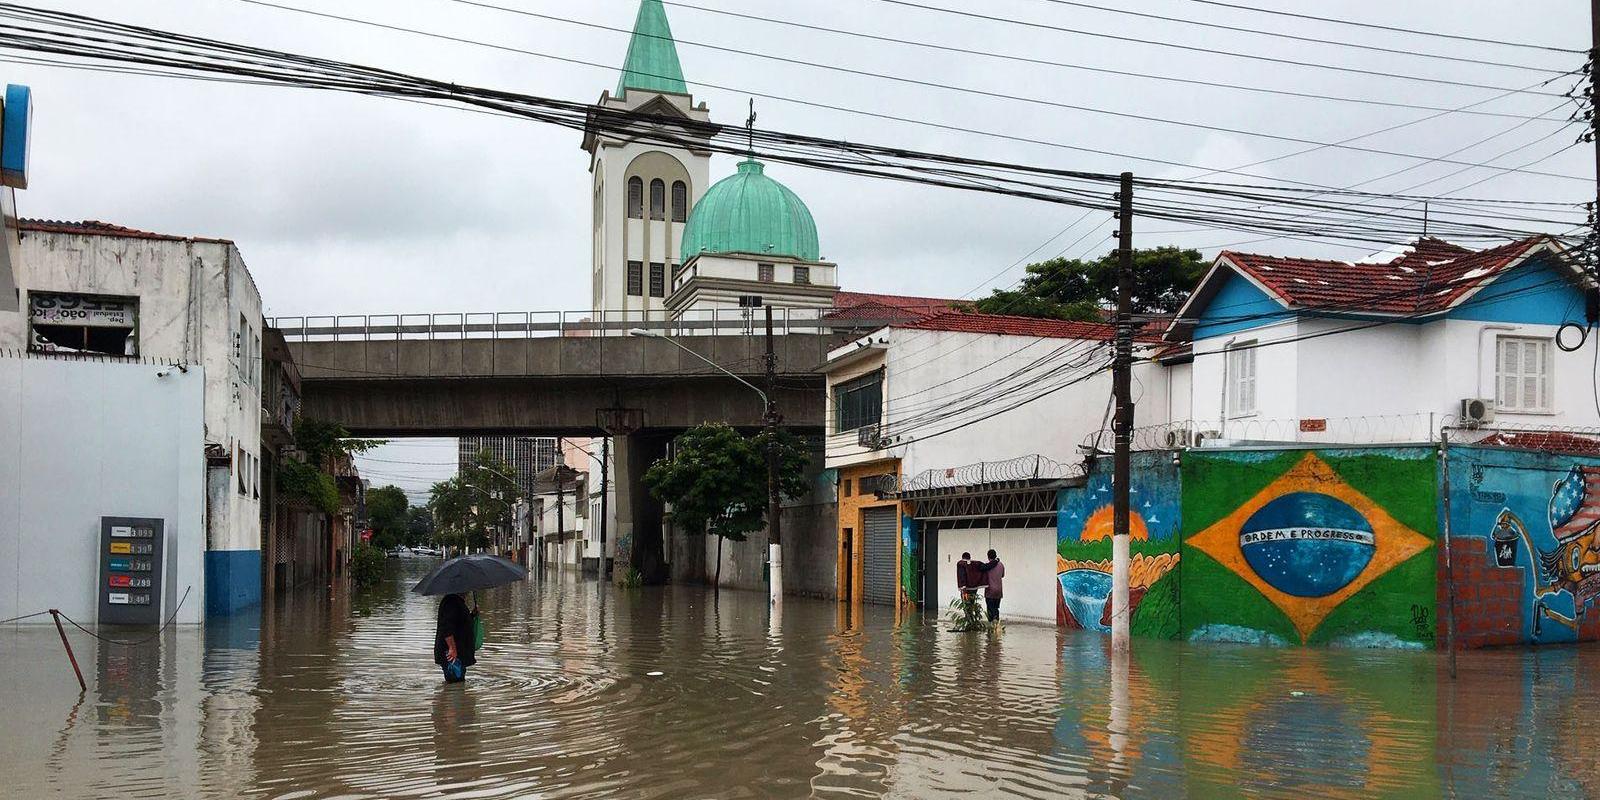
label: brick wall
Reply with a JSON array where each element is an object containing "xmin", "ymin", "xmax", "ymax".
[{"xmin": 1439, "ymin": 536, "xmax": 1530, "ymax": 648}]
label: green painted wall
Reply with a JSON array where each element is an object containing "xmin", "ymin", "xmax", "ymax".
[{"xmin": 1179, "ymin": 448, "xmax": 1439, "ymax": 648}]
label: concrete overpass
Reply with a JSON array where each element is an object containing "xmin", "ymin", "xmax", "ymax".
[
  {"xmin": 275, "ymin": 311, "xmax": 880, "ymax": 435},
  {"xmin": 272, "ymin": 310, "xmax": 889, "ymax": 587}
]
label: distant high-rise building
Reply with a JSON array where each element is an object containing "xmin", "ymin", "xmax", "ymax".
[{"xmin": 457, "ymin": 436, "xmax": 560, "ymax": 499}]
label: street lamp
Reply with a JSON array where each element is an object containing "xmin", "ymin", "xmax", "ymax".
[{"xmin": 629, "ymin": 324, "xmax": 785, "ymax": 609}]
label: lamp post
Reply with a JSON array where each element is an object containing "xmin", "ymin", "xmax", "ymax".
[{"xmin": 630, "ymin": 326, "xmax": 784, "ymax": 608}]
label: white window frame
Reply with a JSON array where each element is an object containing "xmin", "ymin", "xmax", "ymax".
[
  {"xmin": 1226, "ymin": 342, "xmax": 1258, "ymax": 418},
  {"xmin": 1495, "ymin": 335, "xmax": 1553, "ymax": 413}
]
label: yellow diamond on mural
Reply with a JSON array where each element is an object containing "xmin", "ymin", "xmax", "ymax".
[{"xmin": 1187, "ymin": 453, "xmax": 1433, "ymax": 643}]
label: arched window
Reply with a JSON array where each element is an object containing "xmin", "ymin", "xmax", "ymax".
[
  {"xmin": 671, "ymin": 181, "xmax": 688, "ymax": 223},
  {"xmin": 626, "ymin": 177, "xmax": 643, "ymax": 219},
  {"xmin": 649, "ymin": 179, "xmax": 666, "ymax": 220}
]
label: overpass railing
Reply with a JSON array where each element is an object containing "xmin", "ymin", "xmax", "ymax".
[{"xmin": 268, "ymin": 307, "xmax": 896, "ymax": 342}]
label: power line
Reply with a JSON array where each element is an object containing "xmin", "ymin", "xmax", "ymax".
[
  {"xmin": 7, "ymin": 3, "xmax": 1582, "ymax": 226},
  {"xmin": 1179, "ymin": 0, "xmax": 1586, "ymax": 54},
  {"xmin": 870, "ymin": 0, "xmax": 1577, "ymax": 97},
  {"xmin": 0, "ymin": 2, "xmax": 1578, "ymax": 254},
  {"xmin": 598, "ymin": 0, "xmax": 1572, "ymax": 121},
  {"xmin": 223, "ymin": 0, "xmax": 1588, "ymax": 183},
  {"xmin": 1026, "ymin": 0, "xmax": 1569, "ymax": 73}
]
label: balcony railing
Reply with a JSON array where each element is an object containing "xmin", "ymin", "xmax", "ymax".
[{"xmin": 266, "ymin": 307, "xmax": 896, "ymax": 343}]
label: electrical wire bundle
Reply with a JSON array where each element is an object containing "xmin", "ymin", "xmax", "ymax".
[{"xmin": 0, "ymin": 1, "xmax": 1588, "ymax": 256}]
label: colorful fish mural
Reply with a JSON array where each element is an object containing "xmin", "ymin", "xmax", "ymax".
[{"xmin": 1181, "ymin": 449, "xmax": 1438, "ymax": 648}]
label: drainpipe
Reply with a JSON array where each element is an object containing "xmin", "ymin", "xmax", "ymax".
[
  {"xmin": 1219, "ymin": 336, "xmax": 1237, "ymax": 439},
  {"xmin": 1476, "ymin": 325, "xmax": 1516, "ymax": 401}
]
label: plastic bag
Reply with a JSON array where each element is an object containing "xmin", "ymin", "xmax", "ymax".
[{"xmin": 472, "ymin": 612, "xmax": 485, "ymax": 651}]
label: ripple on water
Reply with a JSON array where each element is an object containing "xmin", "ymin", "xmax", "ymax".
[{"xmin": 5, "ymin": 564, "xmax": 1600, "ymax": 799}]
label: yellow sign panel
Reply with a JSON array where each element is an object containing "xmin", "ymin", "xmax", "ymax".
[{"xmin": 109, "ymin": 542, "xmax": 131, "ymax": 554}]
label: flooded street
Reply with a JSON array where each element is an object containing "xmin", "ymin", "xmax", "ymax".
[{"xmin": 4, "ymin": 563, "xmax": 1599, "ymax": 799}]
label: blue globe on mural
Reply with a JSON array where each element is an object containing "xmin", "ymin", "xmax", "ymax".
[{"xmin": 1239, "ymin": 492, "xmax": 1375, "ymax": 598}]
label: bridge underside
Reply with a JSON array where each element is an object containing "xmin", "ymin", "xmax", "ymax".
[
  {"xmin": 288, "ymin": 333, "xmax": 836, "ymax": 435},
  {"xmin": 297, "ymin": 375, "xmax": 823, "ymax": 436},
  {"xmin": 288, "ymin": 333, "xmax": 839, "ymax": 586}
]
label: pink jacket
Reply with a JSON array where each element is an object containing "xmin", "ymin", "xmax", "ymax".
[{"xmin": 982, "ymin": 560, "xmax": 1005, "ymax": 598}]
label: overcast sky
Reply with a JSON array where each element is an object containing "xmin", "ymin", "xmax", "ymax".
[{"xmin": 6, "ymin": 0, "xmax": 1590, "ymax": 494}]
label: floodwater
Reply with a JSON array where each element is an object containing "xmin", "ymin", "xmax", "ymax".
[{"xmin": 3, "ymin": 564, "xmax": 1599, "ymax": 799}]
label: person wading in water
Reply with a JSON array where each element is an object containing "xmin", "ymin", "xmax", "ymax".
[
  {"xmin": 975, "ymin": 549, "xmax": 1005, "ymax": 622},
  {"xmin": 434, "ymin": 592, "xmax": 478, "ymax": 683}
]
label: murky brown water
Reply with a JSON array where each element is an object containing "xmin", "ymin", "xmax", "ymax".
[{"xmin": 3, "ymin": 561, "xmax": 1599, "ymax": 798}]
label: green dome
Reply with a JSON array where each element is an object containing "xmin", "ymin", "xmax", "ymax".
[{"xmin": 680, "ymin": 160, "xmax": 820, "ymax": 263}]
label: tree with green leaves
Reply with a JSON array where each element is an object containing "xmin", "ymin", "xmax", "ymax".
[
  {"xmin": 366, "ymin": 485, "xmax": 411, "ymax": 551},
  {"xmin": 276, "ymin": 417, "xmax": 384, "ymax": 514},
  {"xmin": 427, "ymin": 450, "xmax": 522, "ymax": 553},
  {"xmin": 970, "ymin": 245, "xmax": 1208, "ymax": 321},
  {"xmin": 643, "ymin": 423, "xmax": 810, "ymax": 588}
]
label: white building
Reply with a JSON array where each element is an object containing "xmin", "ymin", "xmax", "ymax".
[
  {"xmin": 0, "ymin": 219, "xmax": 265, "ymax": 620},
  {"xmin": 582, "ymin": 0, "xmax": 710, "ymax": 319},
  {"xmin": 1168, "ymin": 236, "xmax": 1600, "ymax": 442},
  {"xmin": 821, "ymin": 310, "xmax": 1171, "ymax": 622}
]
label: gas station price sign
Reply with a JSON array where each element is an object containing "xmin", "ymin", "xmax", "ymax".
[{"xmin": 99, "ymin": 517, "xmax": 164, "ymax": 624}]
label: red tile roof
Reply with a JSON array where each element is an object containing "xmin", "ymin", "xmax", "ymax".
[
  {"xmin": 20, "ymin": 218, "xmax": 233, "ymax": 244},
  {"xmin": 1219, "ymin": 236, "xmax": 1559, "ymax": 315},
  {"xmin": 895, "ymin": 310, "xmax": 1164, "ymax": 342},
  {"xmin": 828, "ymin": 290, "xmax": 957, "ymax": 323},
  {"xmin": 1474, "ymin": 430, "xmax": 1600, "ymax": 456}
]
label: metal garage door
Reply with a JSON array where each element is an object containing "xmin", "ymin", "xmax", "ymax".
[{"xmin": 862, "ymin": 506, "xmax": 898, "ymax": 605}]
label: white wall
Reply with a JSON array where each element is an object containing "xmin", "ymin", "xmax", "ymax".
[
  {"xmin": 827, "ymin": 327, "xmax": 1171, "ymax": 480},
  {"xmin": 1185, "ymin": 316, "xmax": 1600, "ymax": 443},
  {"xmin": 0, "ymin": 357, "xmax": 206, "ymax": 624},
  {"xmin": 0, "ymin": 230, "xmax": 263, "ymax": 555},
  {"xmin": 930, "ymin": 527, "xmax": 1057, "ymax": 625}
]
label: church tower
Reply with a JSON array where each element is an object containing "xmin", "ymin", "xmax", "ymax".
[{"xmin": 582, "ymin": 0, "xmax": 711, "ymax": 317}]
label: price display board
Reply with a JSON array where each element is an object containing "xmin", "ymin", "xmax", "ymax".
[{"xmin": 98, "ymin": 517, "xmax": 164, "ymax": 625}]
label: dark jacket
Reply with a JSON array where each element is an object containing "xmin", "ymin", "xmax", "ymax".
[
  {"xmin": 976, "ymin": 558, "xmax": 1005, "ymax": 599},
  {"xmin": 433, "ymin": 594, "xmax": 477, "ymax": 667}
]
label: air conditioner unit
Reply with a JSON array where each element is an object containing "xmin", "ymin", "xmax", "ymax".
[
  {"xmin": 1164, "ymin": 429, "xmax": 1193, "ymax": 449},
  {"xmin": 1193, "ymin": 430, "xmax": 1221, "ymax": 447},
  {"xmin": 857, "ymin": 424, "xmax": 884, "ymax": 449},
  {"xmin": 1460, "ymin": 398, "xmax": 1496, "ymax": 427}
]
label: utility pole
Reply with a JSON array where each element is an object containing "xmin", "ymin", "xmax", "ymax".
[
  {"xmin": 1592, "ymin": 0, "xmax": 1599, "ymax": 251},
  {"xmin": 1111, "ymin": 171, "xmax": 1134, "ymax": 653},
  {"xmin": 764, "ymin": 304, "xmax": 784, "ymax": 608},
  {"xmin": 556, "ymin": 436, "xmax": 566, "ymax": 573},
  {"xmin": 599, "ymin": 437, "xmax": 610, "ymax": 580}
]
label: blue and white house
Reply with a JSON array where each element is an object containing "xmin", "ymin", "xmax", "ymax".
[{"xmin": 1165, "ymin": 236, "xmax": 1600, "ymax": 442}]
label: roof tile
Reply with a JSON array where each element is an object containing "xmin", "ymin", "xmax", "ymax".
[{"xmin": 1220, "ymin": 236, "xmax": 1553, "ymax": 315}]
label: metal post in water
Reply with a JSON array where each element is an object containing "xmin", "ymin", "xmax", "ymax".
[
  {"xmin": 1438, "ymin": 429, "xmax": 1459, "ymax": 679},
  {"xmin": 49, "ymin": 610, "xmax": 87, "ymax": 693}
]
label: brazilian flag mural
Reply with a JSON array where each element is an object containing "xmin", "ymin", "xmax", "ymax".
[{"xmin": 1180, "ymin": 448, "xmax": 1439, "ymax": 648}]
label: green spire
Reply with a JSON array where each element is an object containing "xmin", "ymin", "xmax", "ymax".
[{"xmin": 615, "ymin": 0, "xmax": 687, "ymax": 97}]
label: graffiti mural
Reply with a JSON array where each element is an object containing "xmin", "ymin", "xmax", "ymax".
[
  {"xmin": 1181, "ymin": 449, "xmax": 1438, "ymax": 648},
  {"xmin": 1446, "ymin": 446, "xmax": 1600, "ymax": 645},
  {"xmin": 1057, "ymin": 452, "xmax": 1181, "ymax": 638},
  {"xmin": 900, "ymin": 514, "xmax": 919, "ymax": 606}
]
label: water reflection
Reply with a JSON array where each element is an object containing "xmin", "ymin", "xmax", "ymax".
[{"xmin": 2, "ymin": 563, "xmax": 1598, "ymax": 798}]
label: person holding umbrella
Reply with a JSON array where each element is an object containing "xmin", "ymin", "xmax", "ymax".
[
  {"xmin": 414, "ymin": 553, "xmax": 528, "ymax": 683},
  {"xmin": 434, "ymin": 592, "xmax": 477, "ymax": 683}
]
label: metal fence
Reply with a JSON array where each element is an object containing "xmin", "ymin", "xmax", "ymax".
[
  {"xmin": 267, "ymin": 307, "xmax": 889, "ymax": 342},
  {"xmin": 899, "ymin": 453, "xmax": 1086, "ymax": 493}
]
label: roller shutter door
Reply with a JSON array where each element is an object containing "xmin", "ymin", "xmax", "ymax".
[{"xmin": 863, "ymin": 506, "xmax": 898, "ymax": 605}]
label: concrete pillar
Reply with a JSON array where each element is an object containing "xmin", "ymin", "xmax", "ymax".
[{"xmin": 612, "ymin": 432, "xmax": 670, "ymax": 584}]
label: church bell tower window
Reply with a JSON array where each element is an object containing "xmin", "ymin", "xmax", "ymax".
[
  {"xmin": 627, "ymin": 177, "xmax": 644, "ymax": 219},
  {"xmin": 671, "ymin": 181, "xmax": 688, "ymax": 223},
  {"xmin": 649, "ymin": 179, "xmax": 666, "ymax": 220}
]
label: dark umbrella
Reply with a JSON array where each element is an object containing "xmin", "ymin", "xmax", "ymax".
[{"xmin": 411, "ymin": 554, "xmax": 528, "ymax": 596}]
